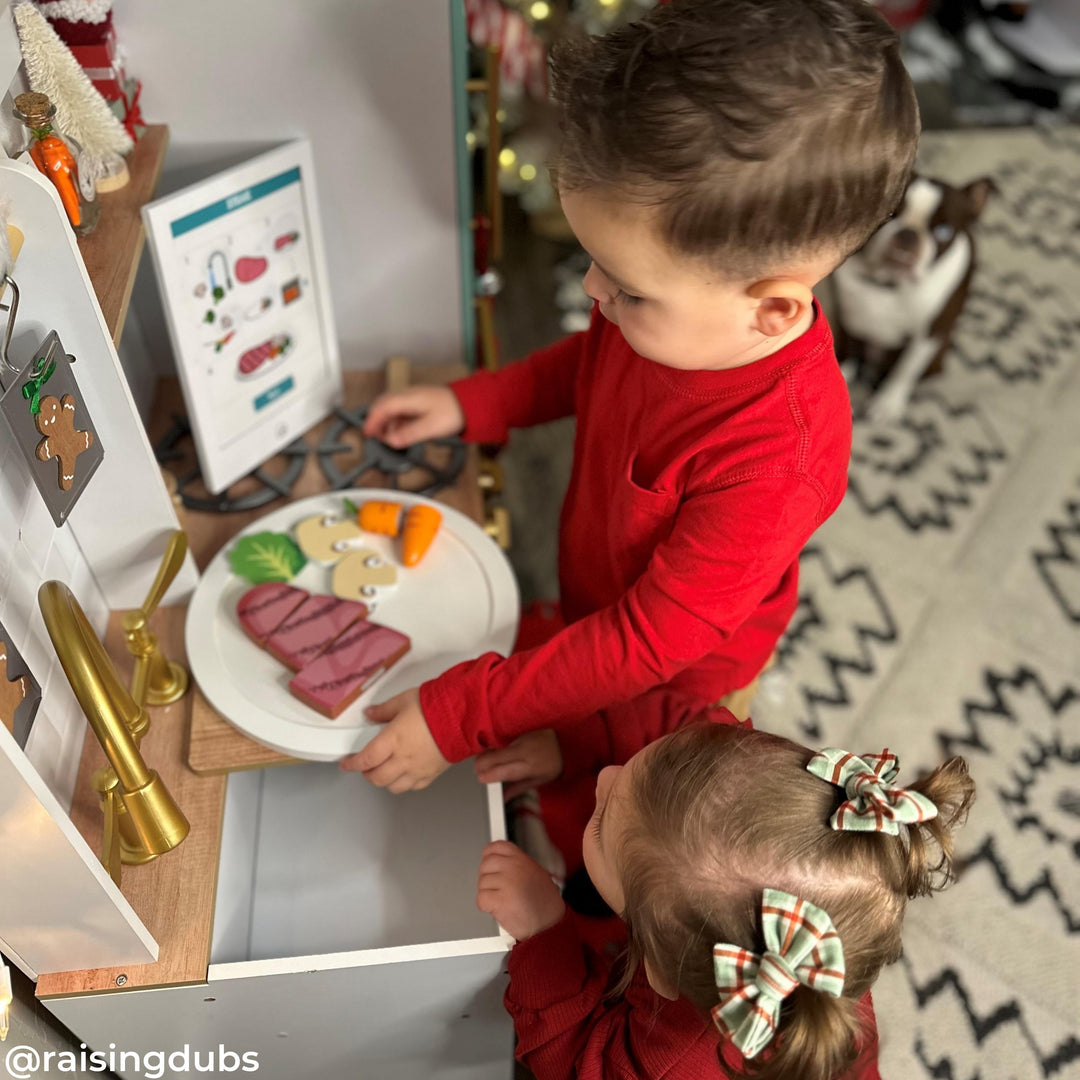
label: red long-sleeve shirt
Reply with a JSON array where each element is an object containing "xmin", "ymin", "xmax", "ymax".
[
  {"xmin": 421, "ymin": 304, "xmax": 851, "ymax": 762},
  {"xmin": 508, "ymin": 912, "xmax": 882, "ymax": 1080}
]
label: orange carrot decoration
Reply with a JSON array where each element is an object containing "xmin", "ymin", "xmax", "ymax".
[
  {"xmin": 29, "ymin": 135, "xmax": 81, "ymax": 227},
  {"xmin": 358, "ymin": 500, "xmax": 403, "ymax": 537},
  {"xmin": 401, "ymin": 505, "xmax": 442, "ymax": 567}
]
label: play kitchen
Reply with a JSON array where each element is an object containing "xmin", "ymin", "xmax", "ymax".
[{"xmin": 0, "ymin": 3, "xmax": 518, "ymax": 1077}]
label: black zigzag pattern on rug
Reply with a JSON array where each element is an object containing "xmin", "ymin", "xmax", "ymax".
[
  {"xmin": 979, "ymin": 220, "xmax": 1080, "ymax": 265},
  {"xmin": 996, "ymin": 732, "xmax": 1080, "ymax": 850},
  {"xmin": 906, "ymin": 961, "xmax": 1080, "ymax": 1079},
  {"xmin": 936, "ymin": 666, "xmax": 1079, "ymax": 934},
  {"xmin": 847, "ymin": 393, "xmax": 1008, "ymax": 532},
  {"xmin": 980, "ymin": 159, "xmax": 1080, "ymax": 263},
  {"xmin": 1035, "ymin": 127, "xmax": 1080, "ymax": 157},
  {"xmin": 778, "ymin": 546, "xmax": 898, "ymax": 741},
  {"xmin": 1033, "ymin": 489, "xmax": 1080, "ymax": 624},
  {"xmin": 962, "ymin": 835, "xmax": 1079, "ymax": 935},
  {"xmin": 938, "ymin": 666, "xmax": 1079, "ymax": 758},
  {"xmin": 950, "ymin": 273, "xmax": 1080, "ymax": 384}
]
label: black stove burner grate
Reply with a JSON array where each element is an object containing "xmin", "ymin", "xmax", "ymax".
[
  {"xmin": 155, "ymin": 414, "xmax": 309, "ymax": 513},
  {"xmin": 154, "ymin": 407, "xmax": 467, "ymax": 513},
  {"xmin": 316, "ymin": 405, "xmax": 466, "ymax": 496}
]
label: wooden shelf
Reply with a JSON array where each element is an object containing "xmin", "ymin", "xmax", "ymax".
[{"xmin": 77, "ymin": 124, "xmax": 169, "ymax": 345}]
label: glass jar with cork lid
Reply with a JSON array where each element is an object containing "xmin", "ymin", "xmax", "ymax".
[{"xmin": 13, "ymin": 91, "xmax": 100, "ymax": 237}]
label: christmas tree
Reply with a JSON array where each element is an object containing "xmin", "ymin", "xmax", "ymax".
[{"xmin": 13, "ymin": 2, "xmax": 132, "ymax": 165}]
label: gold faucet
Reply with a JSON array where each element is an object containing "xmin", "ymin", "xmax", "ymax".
[{"xmin": 38, "ymin": 531, "xmax": 192, "ymax": 885}]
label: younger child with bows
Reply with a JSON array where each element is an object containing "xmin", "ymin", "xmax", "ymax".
[{"xmin": 477, "ymin": 720, "xmax": 974, "ymax": 1080}]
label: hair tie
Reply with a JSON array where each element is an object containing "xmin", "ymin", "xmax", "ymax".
[
  {"xmin": 712, "ymin": 889, "xmax": 845, "ymax": 1059},
  {"xmin": 807, "ymin": 748, "xmax": 938, "ymax": 834}
]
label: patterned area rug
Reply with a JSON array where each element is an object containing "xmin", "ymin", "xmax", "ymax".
[{"xmin": 753, "ymin": 127, "xmax": 1080, "ymax": 1078}]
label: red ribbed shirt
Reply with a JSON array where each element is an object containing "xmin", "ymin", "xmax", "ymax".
[{"xmin": 420, "ymin": 304, "xmax": 851, "ymax": 761}]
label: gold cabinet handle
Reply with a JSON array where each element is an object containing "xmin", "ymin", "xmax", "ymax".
[{"xmin": 484, "ymin": 505, "xmax": 511, "ymax": 550}]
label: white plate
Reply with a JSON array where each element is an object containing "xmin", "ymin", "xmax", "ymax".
[{"xmin": 186, "ymin": 490, "xmax": 519, "ymax": 761}]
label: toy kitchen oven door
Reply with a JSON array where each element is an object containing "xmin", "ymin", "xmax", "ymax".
[{"xmin": 42, "ymin": 761, "xmax": 515, "ymax": 1080}]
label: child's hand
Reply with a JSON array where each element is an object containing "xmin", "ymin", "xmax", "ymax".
[
  {"xmin": 477, "ymin": 840, "xmax": 566, "ymax": 941},
  {"xmin": 474, "ymin": 730, "xmax": 563, "ymax": 800},
  {"xmin": 364, "ymin": 386, "xmax": 465, "ymax": 448},
  {"xmin": 339, "ymin": 688, "xmax": 450, "ymax": 792}
]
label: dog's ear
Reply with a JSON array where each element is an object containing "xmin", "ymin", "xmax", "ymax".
[{"xmin": 964, "ymin": 177, "xmax": 997, "ymax": 219}]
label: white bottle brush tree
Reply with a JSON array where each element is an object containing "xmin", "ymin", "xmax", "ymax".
[{"xmin": 13, "ymin": 2, "xmax": 132, "ymax": 195}]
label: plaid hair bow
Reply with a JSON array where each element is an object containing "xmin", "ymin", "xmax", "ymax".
[
  {"xmin": 712, "ymin": 889, "xmax": 845, "ymax": 1059},
  {"xmin": 807, "ymin": 748, "xmax": 938, "ymax": 834}
]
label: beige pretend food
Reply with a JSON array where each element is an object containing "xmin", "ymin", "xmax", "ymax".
[
  {"xmin": 295, "ymin": 514, "xmax": 364, "ymax": 564},
  {"xmin": 331, "ymin": 548, "xmax": 398, "ymax": 602}
]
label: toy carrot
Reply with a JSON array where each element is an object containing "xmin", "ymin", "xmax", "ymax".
[
  {"xmin": 401, "ymin": 505, "xmax": 442, "ymax": 567},
  {"xmin": 348, "ymin": 499, "xmax": 443, "ymax": 566},
  {"xmin": 358, "ymin": 500, "xmax": 403, "ymax": 537},
  {"xmin": 29, "ymin": 135, "xmax": 81, "ymax": 227}
]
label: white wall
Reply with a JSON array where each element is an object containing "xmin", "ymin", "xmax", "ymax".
[{"xmin": 115, "ymin": 0, "xmax": 467, "ymax": 379}]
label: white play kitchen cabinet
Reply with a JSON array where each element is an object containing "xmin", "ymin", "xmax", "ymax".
[
  {"xmin": 0, "ymin": 9, "xmax": 514, "ymax": 1077},
  {"xmin": 45, "ymin": 763, "xmax": 514, "ymax": 1080},
  {"xmin": 0, "ymin": 168, "xmax": 516, "ymax": 1080},
  {"xmin": 1, "ymin": 148, "xmax": 515, "ymax": 1075}
]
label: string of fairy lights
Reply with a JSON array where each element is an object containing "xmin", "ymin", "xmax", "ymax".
[{"xmin": 466, "ymin": 0, "xmax": 656, "ymax": 224}]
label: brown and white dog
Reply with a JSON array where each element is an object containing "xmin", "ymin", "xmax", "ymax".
[{"xmin": 832, "ymin": 175, "xmax": 995, "ymax": 423}]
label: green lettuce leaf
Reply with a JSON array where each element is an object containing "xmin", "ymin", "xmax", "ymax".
[{"xmin": 229, "ymin": 532, "xmax": 307, "ymax": 583}]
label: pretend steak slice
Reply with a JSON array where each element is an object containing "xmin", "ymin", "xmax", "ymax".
[
  {"xmin": 236, "ymin": 583, "xmax": 309, "ymax": 646},
  {"xmin": 289, "ymin": 621, "xmax": 410, "ymax": 719},
  {"xmin": 264, "ymin": 594, "xmax": 370, "ymax": 672}
]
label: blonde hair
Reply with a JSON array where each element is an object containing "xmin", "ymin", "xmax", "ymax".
[{"xmin": 617, "ymin": 722, "xmax": 975, "ymax": 1080}]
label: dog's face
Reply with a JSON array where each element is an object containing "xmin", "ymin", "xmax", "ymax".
[{"xmin": 854, "ymin": 176, "xmax": 995, "ymax": 286}]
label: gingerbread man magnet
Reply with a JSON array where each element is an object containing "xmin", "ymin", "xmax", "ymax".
[
  {"xmin": 0, "ymin": 639, "xmax": 29, "ymax": 737},
  {"xmin": 35, "ymin": 393, "xmax": 94, "ymax": 491},
  {"xmin": 1, "ymin": 331, "xmax": 105, "ymax": 526}
]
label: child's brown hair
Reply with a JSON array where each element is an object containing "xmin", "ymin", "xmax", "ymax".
[
  {"xmin": 617, "ymin": 723, "xmax": 975, "ymax": 1080},
  {"xmin": 550, "ymin": 0, "xmax": 920, "ymax": 280}
]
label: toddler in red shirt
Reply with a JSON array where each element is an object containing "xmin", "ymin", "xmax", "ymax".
[
  {"xmin": 477, "ymin": 720, "xmax": 975, "ymax": 1080},
  {"xmin": 343, "ymin": 0, "xmax": 920, "ymax": 794}
]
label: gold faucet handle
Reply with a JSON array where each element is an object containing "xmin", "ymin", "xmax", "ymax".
[
  {"xmin": 136, "ymin": 530, "xmax": 189, "ymax": 623},
  {"xmin": 122, "ymin": 530, "xmax": 191, "ymax": 708}
]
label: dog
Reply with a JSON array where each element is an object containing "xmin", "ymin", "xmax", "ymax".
[{"xmin": 832, "ymin": 175, "xmax": 995, "ymax": 423}]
